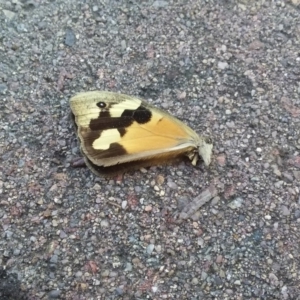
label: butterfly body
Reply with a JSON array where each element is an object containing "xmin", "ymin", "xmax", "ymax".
[{"xmin": 70, "ymin": 91, "xmax": 212, "ymax": 176}]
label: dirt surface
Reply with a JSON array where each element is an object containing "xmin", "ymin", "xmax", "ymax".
[{"xmin": 1, "ymin": 0, "xmax": 300, "ymax": 299}]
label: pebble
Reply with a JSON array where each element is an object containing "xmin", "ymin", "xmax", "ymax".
[
  {"xmin": 101, "ymin": 270, "xmax": 110, "ymax": 277},
  {"xmin": 146, "ymin": 244, "xmax": 155, "ymax": 254},
  {"xmin": 52, "ymin": 220, "xmax": 58, "ymax": 227},
  {"xmin": 5, "ymin": 231, "xmax": 13, "ymax": 239},
  {"xmin": 65, "ymin": 28, "xmax": 76, "ymax": 46},
  {"xmin": 48, "ymin": 290, "xmax": 61, "ymax": 298},
  {"xmin": 274, "ymin": 181, "xmax": 284, "ymax": 188},
  {"xmin": 115, "ymin": 287, "xmax": 123, "ymax": 295},
  {"xmin": 100, "ymin": 220, "xmax": 109, "ymax": 228},
  {"xmin": 282, "ymin": 172, "xmax": 293, "ymax": 182},
  {"xmin": 228, "ymin": 197, "xmax": 243, "ymax": 209},
  {"xmin": 121, "ymin": 40, "xmax": 126, "ymax": 50},
  {"xmin": 122, "ymin": 201, "xmax": 127, "ymax": 209},
  {"xmin": 13, "ymin": 249, "xmax": 21, "ymax": 256},
  {"xmin": 156, "ymin": 174, "xmax": 165, "ymax": 185},
  {"xmin": 93, "ymin": 184, "xmax": 101, "ymax": 191},
  {"xmin": 50, "ymin": 255, "xmax": 58, "ymax": 264},
  {"xmin": 144, "ymin": 205, "xmax": 152, "ymax": 212},
  {"xmin": 94, "ymin": 279, "xmax": 100, "ymax": 285},
  {"xmin": 135, "ymin": 186, "xmax": 142, "ymax": 193},
  {"xmin": 211, "ymin": 196, "xmax": 220, "ymax": 206},
  {"xmin": 197, "ymin": 238, "xmax": 204, "ymax": 247},
  {"xmin": 155, "ymin": 245, "xmax": 162, "ymax": 253},
  {"xmin": 281, "ymin": 205, "xmax": 290, "ymax": 216},
  {"xmin": 124, "ymin": 263, "xmax": 132, "ymax": 272},
  {"xmin": 218, "ymin": 61, "xmax": 229, "ymax": 69},
  {"xmin": 167, "ymin": 181, "xmax": 178, "ymax": 189},
  {"xmin": 59, "ymin": 230, "xmax": 67, "ymax": 239},
  {"xmin": 75, "ymin": 271, "xmax": 82, "ymax": 277},
  {"xmin": 3, "ymin": 9, "xmax": 16, "ymax": 20},
  {"xmin": 109, "ymin": 271, "xmax": 118, "ymax": 277},
  {"xmin": 201, "ymin": 271, "xmax": 207, "ymax": 280},
  {"xmin": 216, "ymin": 255, "xmax": 223, "ymax": 263}
]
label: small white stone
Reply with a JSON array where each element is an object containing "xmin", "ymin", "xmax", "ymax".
[
  {"xmin": 218, "ymin": 61, "xmax": 228, "ymax": 69},
  {"xmin": 228, "ymin": 198, "xmax": 243, "ymax": 209},
  {"xmin": 147, "ymin": 244, "xmax": 155, "ymax": 254},
  {"xmin": 221, "ymin": 45, "xmax": 227, "ymax": 52},
  {"xmin": 121, "ymin": 201, "xmax": 127, "ymax": 209}
]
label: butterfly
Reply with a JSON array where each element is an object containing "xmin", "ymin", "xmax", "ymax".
[{"xmin": 70, "ymin": 91, "xmax": 213, "ymax": 176}]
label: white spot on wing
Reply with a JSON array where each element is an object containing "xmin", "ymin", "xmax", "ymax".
[
  {"xmin": 110, "ymin": 99, "xmax": 142, "ymax": 117},
  {"xmin": 92, "ymin": 129, "xmax": 121, "ymax": 150}
]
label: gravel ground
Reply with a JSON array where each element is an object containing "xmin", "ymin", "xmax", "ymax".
[{"xmin": 1, "ymin": 0, "xmax": 300, "ymax": 299}]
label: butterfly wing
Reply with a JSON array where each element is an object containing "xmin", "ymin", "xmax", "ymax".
[{"xmin": 70, "ymin": 91, "xmax": 200, "ymax": 167}]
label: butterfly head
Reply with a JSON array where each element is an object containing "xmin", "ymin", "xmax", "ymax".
[{"xmin": 196, "ymin": 136, "xmax": 213, "ymax": 166}]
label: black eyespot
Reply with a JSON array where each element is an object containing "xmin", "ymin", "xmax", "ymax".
[{"xmin": 97, "ymin": 102, "xmax": 106, "ymax": 108}]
